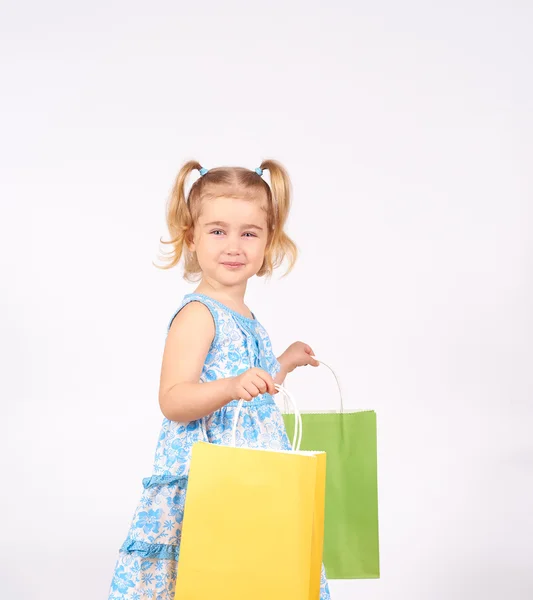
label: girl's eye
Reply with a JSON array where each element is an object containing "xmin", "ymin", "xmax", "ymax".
[
  {"xmin": 211, "ymin": 230, "xmax": 225, "ymax": 236},
  {"xmin": 243, "ymin": 232, "xmax": 257, "ymax": 238}
]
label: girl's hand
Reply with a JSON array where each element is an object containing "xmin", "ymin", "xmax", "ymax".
[
  {"xmin": 279, "ymin": 342, "xmax": 320, "ymax": 374},
  {"xmin": 230, "ymin": 367, "xmax": 277, "ymax": 401}
]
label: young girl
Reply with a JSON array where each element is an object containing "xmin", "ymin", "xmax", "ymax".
[{"xmin": 107, "ymin": 159, "xmax": 331, "ymax": 599}]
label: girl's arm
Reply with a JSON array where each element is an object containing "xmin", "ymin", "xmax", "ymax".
[
  {"xmin": 274, "ymin": 361, "xmax": 289, "ymax": 385},
  {"xmin": 158, "ymin": 302, "xmax": 275, "ymax": 422},
  {"xmin": 274, "ymin": 342, "xmax": 320, "ymax": 385},
  {"xmin": 159, "ymin": 302, "xmax": 231, "ymax": 421}
]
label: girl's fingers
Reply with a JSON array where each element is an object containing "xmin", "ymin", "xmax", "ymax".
[
  {"xmin": 243, "ymin": 382, "xmax": 260, "ymax": 398},
  {"xmin": 252, "ymin": 376, "xmax": 268, "ymax": 394},
  {"xmin": 239, "ymin": 388, "xmax": 253, "ymax": 401},
  {"xmin": 304, "ymin": 344, "xmax": 318, "ymax": 363},
  {"xmin": 257, "ymin": 371, "xmax": 276, "ymax": 395}
]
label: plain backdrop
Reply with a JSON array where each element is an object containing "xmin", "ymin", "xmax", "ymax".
[{"xmin": 1, "ymin": 1, "xmax": 532, "ymax": 599}]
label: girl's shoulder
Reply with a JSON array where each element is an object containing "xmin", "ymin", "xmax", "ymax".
[
  {"xmin": 166, "ymin": 292, "xmax": 269, "ymax": 340},
  {"xmin": 166, "ymin": 293, "xmax": 224, "ymax": 336}
]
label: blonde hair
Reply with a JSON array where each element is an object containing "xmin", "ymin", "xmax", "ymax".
[{"xmin": 154, "ymin": 159, "xmax": 298, "ymax": 282}]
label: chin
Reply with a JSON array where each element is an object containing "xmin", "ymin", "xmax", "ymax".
[{"xmin": 216, "ymin": 268, "xmax": 253, "ymax": 284}]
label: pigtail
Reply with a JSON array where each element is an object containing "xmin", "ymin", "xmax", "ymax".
[
  {"xmin": 258, "ymin": 159, "xmax": 298, "ymax": 277},
  {"xmin": 154, "ymin": 160, "xmax": 203, "ymax": 271}
]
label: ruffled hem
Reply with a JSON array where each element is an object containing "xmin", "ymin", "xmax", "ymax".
[
  {"xmin": 142, "ymin": 474, "xmax": 188, "ymax": 489},
  {"xmin": 120, "ymin": 537, "xmax": 179, "ymax": 560},
  {"xmin": 119, "ymin": 473, "xmax": 188, "ymax": 559}
]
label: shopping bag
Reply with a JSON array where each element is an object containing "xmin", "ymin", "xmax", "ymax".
[
  {"xmin": 175, "ymin": 386, "xmax": 327, "ymax": 600},
  {"xmin": 283, "ymin": 363, "xmax": 380, "ymax": 579}
]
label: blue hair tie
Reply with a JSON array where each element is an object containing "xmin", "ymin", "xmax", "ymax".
[
  {"xmin": 254, "ymin": 167, "xmax": 263, "ymax": 176},
  {"xmin": 199, "ymin": 167, "xmax": 208, "ymax": 176}
]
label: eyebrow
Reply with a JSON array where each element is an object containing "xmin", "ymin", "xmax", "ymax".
[{"xmin": 204, "ymin": 221, "xmax": 264, "ymax": 231}]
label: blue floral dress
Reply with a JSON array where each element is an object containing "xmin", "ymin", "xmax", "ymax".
[{"xmin": 107, "ymin": 293, "xmax": 331, "ymax": 600}]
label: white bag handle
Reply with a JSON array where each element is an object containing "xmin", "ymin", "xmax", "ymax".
[
  {"xmin": 318, "ymin": 359, "xmax": 344, "ymax": 412},
  {"xmin": 232, "ymin": 384, "xmax": 303, "ymax": 451},
  {"xmin": 283, "ymin": 358, "xmax": 344, "ymax": 413}
]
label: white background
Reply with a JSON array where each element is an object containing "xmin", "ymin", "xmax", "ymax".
[{"xmin": 1, "ymin": 1, "xmax": 532, "ymax": 599}]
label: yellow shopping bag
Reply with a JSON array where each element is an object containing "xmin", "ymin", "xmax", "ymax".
[{"xmin": 175, "ymin": 387, "xmax": 326, "ymax": 600}]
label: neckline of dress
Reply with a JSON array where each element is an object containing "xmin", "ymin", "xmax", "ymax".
[{"xmin": 186, "ymin": 293, "xmax": 257, "ymax": 323}]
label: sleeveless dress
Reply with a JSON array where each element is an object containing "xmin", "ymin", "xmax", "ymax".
[{"xmin": 107, "ymin": 293, "xmax": 331, "ymax": 600}]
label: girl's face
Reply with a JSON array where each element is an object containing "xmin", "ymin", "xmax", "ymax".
[{"xmin": 190, "ymin": 195, "xmax": 269, "ymax": 288}]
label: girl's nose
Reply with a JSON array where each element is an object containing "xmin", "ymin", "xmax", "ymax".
[
  {"xmin": 225, "ymin": 247, "xmax": 243, "ymax": 256},
  {"xmin": 224, "ymin": 235, "xmax": 243, "ymax": 254}
]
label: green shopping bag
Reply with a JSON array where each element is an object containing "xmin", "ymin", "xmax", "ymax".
[{"xmin": 282, "ymin": 363, "xmax": 380, "ymax": 579}]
